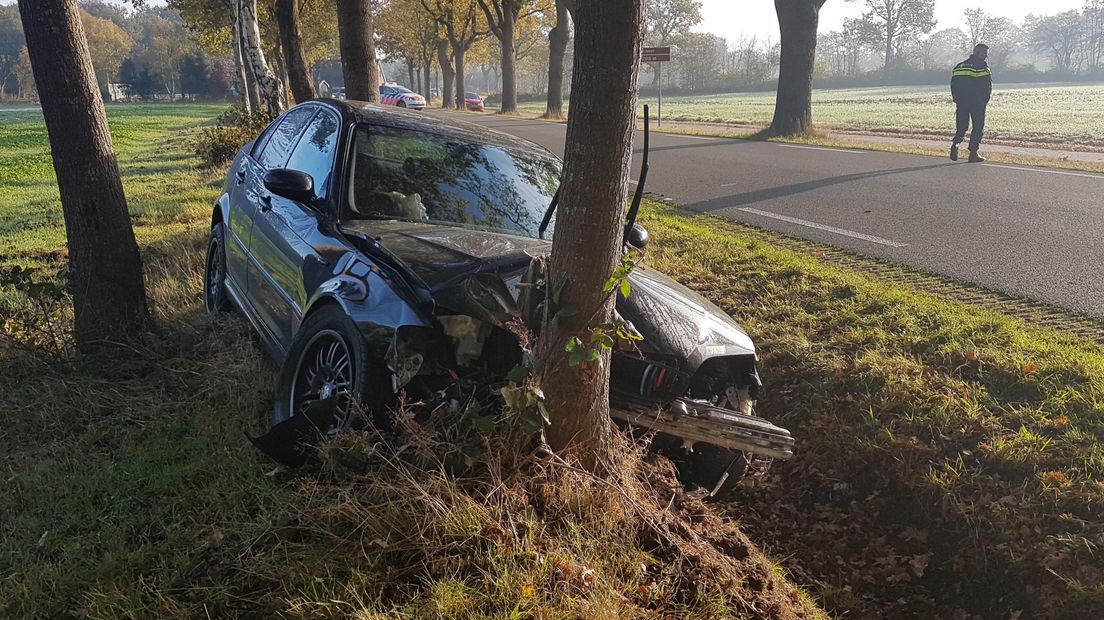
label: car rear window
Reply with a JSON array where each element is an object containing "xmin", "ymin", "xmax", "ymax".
[{"xmin": 345, "ymin": 125, "xmax": 560, "ymax": 237}]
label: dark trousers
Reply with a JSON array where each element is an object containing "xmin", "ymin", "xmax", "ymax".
[{"xmin": 953, "ymin": 104, "xmax": 986, "ymax": 152}]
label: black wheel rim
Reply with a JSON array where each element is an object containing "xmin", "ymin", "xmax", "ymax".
[
  {"xmin": 290, "ymin": 329, "xmax": 355, "ymax": 431},
  {"xmin": 204, "ymin": 236, "xmax": 224, "ymax": 311}
]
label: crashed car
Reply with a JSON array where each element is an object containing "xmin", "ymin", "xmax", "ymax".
[{"xmin": 204, "ymin": 99, "xmax": 792, "ymax": 496}]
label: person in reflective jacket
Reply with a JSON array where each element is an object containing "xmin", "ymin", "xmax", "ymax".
[{"xmin": 950, "ymin": 43, "xmax": 993, "ymax": 163}]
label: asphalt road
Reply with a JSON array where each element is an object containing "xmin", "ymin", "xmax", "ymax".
[{"xmin": 440, "ymin": 112, "xmax": 1104, "ymax": 319}]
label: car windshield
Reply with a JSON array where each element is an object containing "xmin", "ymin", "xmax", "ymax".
[
  {"xmin": 394, "ymin": 86, "xmax": 413, "ymax": 94},
  {"xmin": 345, "ymin": 125, "xmax": 561, "ymax": 237},
  {"xmin": 466, "ymin": 93, "xmax": 479, "ymax": 99}
]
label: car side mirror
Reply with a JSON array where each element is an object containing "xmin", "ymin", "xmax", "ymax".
[
  {"xmin": 626, "ymin": 223, "xmax": 649, "ymax": 249},
  {"xmin": 264, "ymin": 169, "xmax": 316, "ymax": 205}
]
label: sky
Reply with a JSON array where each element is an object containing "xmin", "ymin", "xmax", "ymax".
[{"xmin": 698, "ymin": 0, "xmax": 1088, "ymax": 43}]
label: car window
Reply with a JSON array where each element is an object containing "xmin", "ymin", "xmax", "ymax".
[
  {"xmin": 285, "ymin": 110, "xmax": 340, "ymax": 200},
  {"xmin": 345, "ymin": 125, "xmax": 561, "ymax": 237},
  {"xmin": 257, "ymin": 106, "xmax": 317, "ymax": 169}
]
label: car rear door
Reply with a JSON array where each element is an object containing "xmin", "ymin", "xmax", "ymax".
[{"xmin": 238, "ymin": 105, "xmax": 318, "ymax": 348}]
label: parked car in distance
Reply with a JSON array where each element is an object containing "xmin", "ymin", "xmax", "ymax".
[
  {"xmin": 205, "ymin": 100, "xmax": 793, "ymax": 497},
  {"xmin": 380, "ymin": 84, "xmax": 426, "ymax": 109},
  {"xmin": 464, "ymin": 91, "xmax": 485, "ymax": 112}
]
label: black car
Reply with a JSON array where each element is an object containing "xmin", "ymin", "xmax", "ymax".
[{"xmin": 205, "ymin": 99, "xmax": 792, "ymax": 495}]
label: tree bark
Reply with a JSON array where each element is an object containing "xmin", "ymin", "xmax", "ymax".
[
  {"xmin": 17, "ymin": 0, "xmax": 148, "ymax": 351},
  {"xmin": 543, "ymin": 0, "xmax": 571, "ymax": 119},
  {"xmin": 275, "ymin": 0, "xmax": 315, "ymax": 103},
  {"xmin": 423, "ymin": 59, "xmax": 432, "ymax": 99},
  {"xmin": 498, "ymin": 10, "xmax": 516, "ymax": 112},
  {"xmin": 437, "ymin": 38, "xmax": 454, "ymax": 108},
  {"xmin": 540, "ymin": 0, "xmax": 644, "ymax": 472},
  {"xmin": 336, "ymin": 0, "xmax": 380, "ymax": 102},
  {"xmin": 407, "ymin": 59, "xmax": 415, "ymax": 89},
  {"xmin": 232, "ymin": 2, "xmax": 259, "ymax": 112},
  {"xmin": 239, "ymin": 0, "xmax": 284, "ymax": 114},
  {"xmin": 453, "ymin": 46, "xmax": 466, "ymax": 110},
  {"xmin": 770, "ymin": 0, "xmax": 826, "ymax": 136}
]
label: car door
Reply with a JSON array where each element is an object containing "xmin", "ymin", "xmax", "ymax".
[
  {"xmin": 238, "ymin": 105, "xmax": 318, "ymax": 347},
  {"xmin": 224, "ymin": 123, "xmax": 280, "ymax": 296},
  {"xmin": 249, "ymin": 107, "xmax": 342, "ymax": 351}
]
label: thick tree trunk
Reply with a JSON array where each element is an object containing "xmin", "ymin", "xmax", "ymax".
[
  {"xmin": 543, "ymin": 0, "xmax": 571, "ymax": 119},
  {"xmin": 437, "ymin": 38, "xmax": 454, "ymax": 108},
  {"xmin": 453, "ymin": 47, "xmax": 466, "ymax": 110},
  {"xmin": 17, "ymin": 0, "xmax": 148, "ymax": 351},
  {"xmin": 407, "ymin": 59, "xmax": 415, "ymax": 90},
  {"xmin": 423, "ymin": 59, "xmax": 432, "ymax": 99},
  {"xmin": 540, "ymin": 0, "xmax": 644, "ymax": 471},
  {"xmin": 770, "ymin": 0, "xmax": 825, "ymax": 136},
  {"xmin": 498, "ymin": 12, "xmax": 516, "ymax": 112},
  {"xmin": 239, "ymin": 0, "xmax": 284, "ymax": 114},
  {"xmin": 336, "ymin": 0, "xmax": 380, "ymax": 102},
  {"xmin": 884, "ymin": 30, "xmax": 894, "ymax": 75},
  {"xmin": 232, "ymin": 4, "xmax": 259, "ymax": 112},
  {"xmin": 275, "ymin": 0, "xmax": 315, "ymax": 103}
]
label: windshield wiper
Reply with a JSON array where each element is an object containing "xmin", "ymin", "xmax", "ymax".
[
  {"xmin": 538, "ymin": 187, "xmax": 559, "ymax": 239},
  {"xmin": 535, "ymin": 104, "xmax": 651, "ymax": 242}
]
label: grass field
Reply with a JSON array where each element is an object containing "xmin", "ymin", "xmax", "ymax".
[
  {"xmin": 0, "ymin": 103, "xmax": 227, "ymax": 267},
  {"xmin": 519, "ymin": 82, "xmax": 1104, "ymax": 147},
  {"xmin": 2, "ymin": 103, "xmax": 1103, "ymax": 618}
]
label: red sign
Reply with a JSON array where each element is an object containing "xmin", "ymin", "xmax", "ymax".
[{"xmin": 642, "ymin": 46, "xmax": 671, "ymax": 63}]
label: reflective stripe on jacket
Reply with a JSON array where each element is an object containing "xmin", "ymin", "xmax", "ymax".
[{"xmin": 951, "ymin": 56, "xmax": 992, "ymax": 105}]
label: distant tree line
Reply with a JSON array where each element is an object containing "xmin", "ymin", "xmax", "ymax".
[
  {"xmin": 640, "ymin": 0, "xmax": 1104, "ymax": 95},
  {"xmin": 0, "ymin": 1, "xmax": 232, "ymax": 102}
]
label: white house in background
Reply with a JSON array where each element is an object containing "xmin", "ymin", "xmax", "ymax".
[{"xmin": 106, "ymin": 83, "xmax": 130, "ymax": 102}]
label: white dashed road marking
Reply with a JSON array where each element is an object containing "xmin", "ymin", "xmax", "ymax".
[
  {"xmin": 981, "ymin": 163, "xmax": 1104, "ymax": 179},
  {"xmin": 737, "ymin": 208, "xmax": 909, "ymax": 248}
]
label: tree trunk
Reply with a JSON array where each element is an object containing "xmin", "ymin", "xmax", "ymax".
[
  {"xmin": 543, "ymin": 0, "xmax": 571, "ymax": 119},
  {"xmin": 499, "ymin": 7, "xmax": 517, "ymax": 112},
  {"xmin": 770, "ymin": 0, "xmax": 825, "ymax": 136},
  {"xmin": 884, "ymin": 32, "xmax": 893, "ymax": 75},
  {"xmin": 423, "ymin": 59, "xmax": 432, "ymax": 99},
  {"xmin": 17, "ymin": 0, "xmax": 148, "ymax": 351},
  {"xmin": 275, "ymin": 0, "xmax": 315, "ymax": 103},
  {"xmin": 407, "ymin": 59, "xmax": 415, "ymax": 90},
  {"xmin": 437, "ymin": 38, "xmax": 454, "ymax": 108},
  {"xmin": 336, "ymin": 0, "xmax": 380, "ymax": 102},
  {"xmin": 540, "ymin": 0, "xmax": 644, "ymax": 472},
  {"xmin": 453, "ymin": 47, "xmax": 466, "ymax": 110},
  {"xmin": 239, "ymin": 0, "xmax": 283, "ymax": 114},
  {"xmin": 232, "ymin": 3, "xmax": 259, "ymax": 112}
]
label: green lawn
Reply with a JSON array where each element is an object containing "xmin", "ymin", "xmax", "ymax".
[
  {"xmin": 0, "ymin": 103, "xmax": 226, "ymax": 268},
  {"xmin": 2, "ymin": 102, "xmax": 1103, "ymax": 619},
  {"xmin": 519, "ymin": 83, "xmax": 1104, "ymax": 146}
]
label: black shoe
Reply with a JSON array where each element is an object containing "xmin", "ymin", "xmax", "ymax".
[
  {"xmin": 968, "ymin": 152, "xmax": 986, "ymax": 163},
  {"xmin": 950, "ymin": 143, "xmax": 959, "ymax": 161}
]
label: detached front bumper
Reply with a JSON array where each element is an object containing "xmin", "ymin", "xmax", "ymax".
[{"xmin": 611, "ymin": 397, "xmax": 794, "ymax": 460}]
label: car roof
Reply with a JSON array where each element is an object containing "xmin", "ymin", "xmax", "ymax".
[{"xmin": 312, "ymin": 98, "xmax": 557, "ymax": 161}]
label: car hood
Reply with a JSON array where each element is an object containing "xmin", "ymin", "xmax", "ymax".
[{"xmin": 340, "ymin": 220, "xmax": 754, "ymax": 360}]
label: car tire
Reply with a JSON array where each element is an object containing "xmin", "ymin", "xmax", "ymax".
[
  {"xmin": 204, "ymin": 222, "xmax": 232, "ymax": 314},
  {"xmin": 271, "ymin": 305, "xmax": 394, "ymax": 432},
  {"xmin": 398, "ymin": 101, "xmax": 407, "ymax": 108}
]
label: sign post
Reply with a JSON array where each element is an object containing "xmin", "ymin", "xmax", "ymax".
[{"xmin": 642, "ymin": 46, "xmax": 671, "ymax": 127}]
